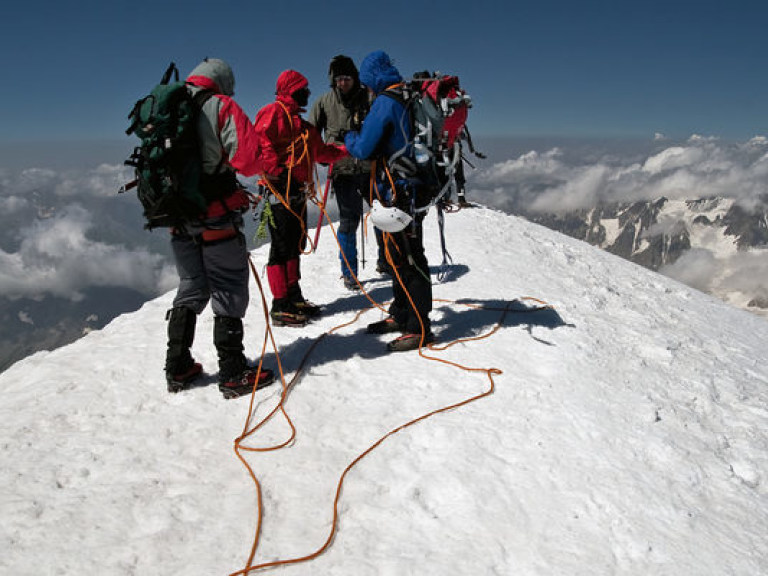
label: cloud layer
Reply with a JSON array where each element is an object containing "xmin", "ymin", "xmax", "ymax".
[
  {"xmin": 469, "ymin": 136, "xmax": 768, "ymax": 316},
  {"xmin": 2, "ymin": 138, "xmax": 766, "ymax": 317},
  {"xmin": 473, "ymin": 135, "xmax": 768, "ymax": 214},
  {"xmin": 0, "ymin": 165, "xmax": 175, "ymax": 301},
  {"xmin": 0, "ymin": 204, "xmax": 175, "ymax": 300}
]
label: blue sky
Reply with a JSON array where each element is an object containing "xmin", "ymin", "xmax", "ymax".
[{"xmin": 1, "ymin": 0, "xmax": 767, "ymax": 144}]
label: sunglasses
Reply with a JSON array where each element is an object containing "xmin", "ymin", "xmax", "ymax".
[{"xmin": 335, "ymin": 75, "xmax": 353, "ymax": 82}]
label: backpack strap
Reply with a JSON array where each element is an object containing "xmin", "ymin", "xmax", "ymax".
[
  {"xmin": 380, "ymin": 86, "xmax": 406, "ymax": 106},
  {"xmin": 125, "ymin": 97, "xmax": 149, "ymax": 136},
  {"xmin": 435, "ymin": 201, "xmax": 453, "ymax": 282},
  {"xmin": 379, "ymin": 86, "xmax": 417, "ymax": 178},
  {"xmin": 190, "ymin": 88, "xmax": 227, "ymax": 176},
  {"xmin": 463, "ymin": 125, "xmax": 486, "ymax": 159},
  {"xmin": 190, "ymin": 88, "xmax": 240, "ymax": 204},
  {"xmin": 126, "ymin": 62, "xmax": 182, "ymax": 137},
  {"xmin": 191, "ymin": 88, "xmax": 215, "ymax": 108},
  {"xmin": 160, "ymin": 62, "xmax": 180, "ymax": 85}
]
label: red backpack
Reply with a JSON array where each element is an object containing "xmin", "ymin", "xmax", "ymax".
[{"xmin": 419, "ymin": 74, "xmax": 470, "ymax": 149}]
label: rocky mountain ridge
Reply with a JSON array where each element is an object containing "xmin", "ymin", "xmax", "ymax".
[{"xmin": 517, "ymin": 197, "xmax": 768, "ymax": 315}]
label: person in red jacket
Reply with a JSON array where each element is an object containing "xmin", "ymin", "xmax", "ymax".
[{"xmin": 254, "ymin": 70, "xmax": 348, "ymax": 326}]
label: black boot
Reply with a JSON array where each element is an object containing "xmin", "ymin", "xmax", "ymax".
[
  {"xmin": 214, "ymin": 316, "xmax": 247, "ymax": 381},
  {"xmin": 287, "ymin": 284, "xmax": 321, "ymax": 318},
  {"xmin": 214, "ymin": 316, "xmax": 275, "ymax": 398},
  {"xmin": 165, "ymin": 307, "xmax": 202, "ymax": 392},
  {"xmin": 270, "ymin": 298, "xmax": 309, "ymax": 327}
]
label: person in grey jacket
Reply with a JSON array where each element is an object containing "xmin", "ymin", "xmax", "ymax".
[
  {"xmin": 165, "ymin": 58, "xmax": 274, "ymax": 398},
  {"xmin": 308, "ymin": 55, "xmax": 388, "ymax": 290}
]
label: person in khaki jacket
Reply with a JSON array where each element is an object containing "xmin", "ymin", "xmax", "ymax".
[{"xmin": 308, "ymin": 55, "xmax": 388, "ymax": 291}]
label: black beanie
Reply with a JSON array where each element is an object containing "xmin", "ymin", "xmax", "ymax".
[{"xmin": 328, "ymin": 55, "xmax": 358, "ymax": 86}]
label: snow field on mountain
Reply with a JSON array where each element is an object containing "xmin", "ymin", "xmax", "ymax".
[{"xmin": 1, "ymin": 206, "xmax": 767, "ymax": 575}]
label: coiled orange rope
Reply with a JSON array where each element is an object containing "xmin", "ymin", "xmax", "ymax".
[{"xmin": 224, "ymin": 193, "xmax": 551, "ymax": 574}]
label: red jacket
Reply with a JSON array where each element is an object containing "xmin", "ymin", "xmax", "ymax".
[{"xmin": 254, "ymin": 70, "xmax": 347, "ymax": 184}]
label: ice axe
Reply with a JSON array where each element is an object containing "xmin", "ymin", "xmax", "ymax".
[{"xmin": 312, "ymin": 165, "xmax": 333, "ymax": 251}]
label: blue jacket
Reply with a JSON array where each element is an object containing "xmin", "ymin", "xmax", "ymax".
[{"xmin": 344, "ymin": 51, "xmax": 411, "ymax": 161}]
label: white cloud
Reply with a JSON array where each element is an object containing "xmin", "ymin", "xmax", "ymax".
[
  {"xmin": 15, "ymin": 168, "xmax": 58, "ymax": 194},
  {"xmin": 642, "ymin": 146, "xmax": 705, "ymax": 174},
  {"xmin": 468, "ymin": 137, "xmax": 768, "ymax": 314},
  {"xmin": 0, "ymin": 195, "xmax": 29, "ymax": 213},
  {"xmin": 641, "ymin": 214, "xmax": 687, "ymax": 239},
  {"xmin": 660, "ymin": 247, "xmax": 768, "ymax": 309},
  {"xmin": 0, "ymin": 163, "xmax": 175, "ymax": 302},
  {"xmin": 473, "ymin": 135, "xmax": 768, "ymax": 214},
  {"xmin": 54, "ymin": 163, "xmax": 132, "ymax": 198},
  {"xmin": 745, "ymin": 135, "xmax": 768, "ymax": 148},
  {"xmin": 718, "ymin": 250, "xmax": 768, "ymax": 298},
  {"xmin": 659, "ymin": 248, "xmax": 718, "ymax": 293},
  {"xmin": 0, "ymin": 204, "xmax": 173, "ymax": 301},
  {"xmin": 1, "ymin": 164, "xmax": 133, "ymax": 199}
]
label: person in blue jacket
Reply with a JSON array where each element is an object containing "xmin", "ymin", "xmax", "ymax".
[{"xmin": 344, "ymin": 50, "xmax": 434, "ymax": 352}]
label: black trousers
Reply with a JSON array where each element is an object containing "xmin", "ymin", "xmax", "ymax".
[
  {"xmin": 384, "ymin": 215, "xmax": 432, "ymax": 334},
  {"xmin": 267, "ymin": 196, "xmax": 308, "ymax": 266}
]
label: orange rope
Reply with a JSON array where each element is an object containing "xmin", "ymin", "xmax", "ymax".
[
  {"xmin": 228, "ymin": 292, "xmax": 538, "ymax": 574},
  {"xmin": 228, "ymin": 174, "xmax": 552, "ymax": 575},
  {"xmin": 258, "ymin": 101, "xmax": 316, "ymax": 256}
]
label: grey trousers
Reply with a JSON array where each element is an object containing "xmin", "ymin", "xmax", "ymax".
[{"xmin": 171, "ymin": 231, "xmax": 250, "ymax": 318}]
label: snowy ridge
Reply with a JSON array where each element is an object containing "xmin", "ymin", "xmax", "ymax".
[
  {"xmin": 525, "ymin": 196, "xmax": 768, "ymax": 319},
  {"xmin": 474, "ymin": 136, "xmax": 768, "ymax": 319},
  {"xmin": 609, "ymin": 198, "xmax": 738, "ymax": 259},
  {"xmin": 1, "ymin": 206, "xmax": 767, "ymax": 575}
]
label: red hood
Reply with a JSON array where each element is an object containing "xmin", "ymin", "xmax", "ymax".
[
  {"xmin": 186, "ymin": 74, "xmax": 222, "ymax": 94},
  {"xmin": 276, "ymin": 70, "xmax": 308, "ymax": 99}
]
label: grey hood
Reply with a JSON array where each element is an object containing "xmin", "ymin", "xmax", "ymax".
[{"xmin": 187, "ymin": 58, "xmax": 235, "ymax": 96}]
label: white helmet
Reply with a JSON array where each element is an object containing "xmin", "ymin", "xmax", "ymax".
[{"xmin": 369, "ymin": 200, "xmax": 412, "ymax": 233}]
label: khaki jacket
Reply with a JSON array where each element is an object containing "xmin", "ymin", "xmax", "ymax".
[{"xmin": 308, "ymin": 87, "xmax": 372, "ymax": 176}]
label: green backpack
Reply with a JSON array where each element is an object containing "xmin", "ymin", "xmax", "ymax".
[{"xmin": 121, "ymin": 62, "xmax": 213, "ymax": 229}]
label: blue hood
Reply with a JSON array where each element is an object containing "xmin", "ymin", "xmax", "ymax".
[{"xmin": 358, "ymin": 51, "xmax": 402, "ymax": 95}]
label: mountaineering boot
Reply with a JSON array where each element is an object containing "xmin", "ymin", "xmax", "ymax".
[
  {"xmin": 284, "ymin": 258, "xmax": 321, "ymax": 318},
  {"xmin": 219, "ymin": 366, "xmax": 276, "ymax": 399},
  {"xmin": 167, "ymin": 362, "xmax": 204, "ymax": 393},
  {"xmin": 343, "ymin": 275, "xmax": 360, "ymax": 291},
  {"xmin": 270, "ymin": 298, "xmax": 309, "ymax": 327},
  {"xmin": 165, "ymin": 307, "xmax": 202, "ymax": 393},
  {"xmin": 293, "ymin": 297, "xmax": 322, "ymax": 318},
  {"xmin": 376, "ymin": 260, "xmax": 393, "ymax": 276},
  {"xmin": 386, "ymin": 331, "xmax": 435, "ymax": 352},
  {"xmin": 287, "ymin": 284, "xmax": 321, "ymax": 319},
  {"xmin": 366, "ymin": 316, "xmax": 405, "ymax": 334},
  {"xmin": 214, "ymin": 315, "xmax": 275, "ymax": 398}
]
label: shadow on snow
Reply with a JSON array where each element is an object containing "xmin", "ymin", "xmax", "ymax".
[{"xmin": 186, "ymin": 263, "xmax": 571, "ymax": 393}]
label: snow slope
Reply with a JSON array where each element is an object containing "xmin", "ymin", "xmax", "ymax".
[{"xmin": 1, "ymin": 206, "xmax": 767, "ymax": 575}]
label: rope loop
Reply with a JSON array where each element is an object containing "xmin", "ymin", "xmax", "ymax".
[{"xmin": 228, "ymin": 168, "xmax": 553, "ymax": 574}]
